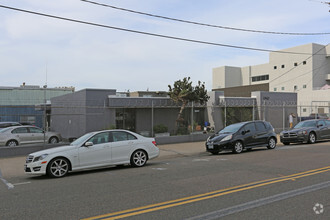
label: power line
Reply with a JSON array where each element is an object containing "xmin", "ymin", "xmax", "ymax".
[
  {"xmin": 0, "ymin": 4, "xmax": 327, "ymax": 56},
  {"xmin": 81, "ymin": 0, "xmax": 330, "ymax": 36}
]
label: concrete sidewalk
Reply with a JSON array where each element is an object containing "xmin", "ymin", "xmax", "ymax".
[{"xmin": 0, "ymin": 142, "xmax": 206, "ymax": 178}]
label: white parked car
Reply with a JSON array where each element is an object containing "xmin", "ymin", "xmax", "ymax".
[{"xmin": 25, "ymin": 130, "xmax": 160, "ymax": 178}]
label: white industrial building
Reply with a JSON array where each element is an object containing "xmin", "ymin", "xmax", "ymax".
[{"xmin": 212, "ymin": 43, "xmax": 330, "ymax": 116}]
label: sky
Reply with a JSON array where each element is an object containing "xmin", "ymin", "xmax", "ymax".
[{"xmin": 0, "ymin": 0, "xmax": 329, "ymax": 92}]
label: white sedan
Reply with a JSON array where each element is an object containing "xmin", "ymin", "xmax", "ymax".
[{"xmin": 25, "ymin": 130, "xmax": 159, "ymax": 178}]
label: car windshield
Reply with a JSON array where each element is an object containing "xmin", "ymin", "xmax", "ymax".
[
  {"xmin": 0, "ymin": 127, "xmax": 11, "ymax": 133},
  {"xmin": 70, "ymin": 133, "xmax": 94, "ymax": 146},
  {"xmin": 294, "ymin": 121, "xmax": 317, "ymax": 128},
  {"xmin": 218, "ymin": 123, "xmax": 244, "ymax": 134}
]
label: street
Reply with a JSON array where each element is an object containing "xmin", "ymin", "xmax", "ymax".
[{"xmin": 0, "ymin": 141, "xmax": 329, "ymax": 220}]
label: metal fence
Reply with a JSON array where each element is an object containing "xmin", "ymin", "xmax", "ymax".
[{"xmin": 0, "ymin": 102, "xmax": 329, "ymax": 139}]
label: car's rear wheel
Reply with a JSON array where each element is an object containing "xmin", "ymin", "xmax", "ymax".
[
  {"xmin": 6, "ymin": 140, "xmax": 18, "ymax": 147},
  {"xmin": 308, "ymin": 132, "xmax": 316, "ymax": 144},
  {"xmin": 49, "ymin": 137, "xmax": 59, "ymax": 144},
  {"xmin": 233, "ymin": 141, "xmax": 243, "ymax": 154},
  {"xmin": 130, "ymin": 150, "xmax": 148, "ymax": 167},
  {"xmin": 267, "ymin": 137, "xmax": 277, "ymax": 149},
  {"xmin": 47, "ymin": 158, "xmax": 70, "ymax": 178}
]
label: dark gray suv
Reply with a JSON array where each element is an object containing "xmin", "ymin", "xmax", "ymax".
[{"xmin": 206, "ymin": 121, "xmax": 277, "ymax": 155}]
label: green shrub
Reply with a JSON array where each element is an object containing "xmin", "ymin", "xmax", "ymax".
[{"xmin": 153, "ymin": 124, "xmax": 168, "ymax": 133}]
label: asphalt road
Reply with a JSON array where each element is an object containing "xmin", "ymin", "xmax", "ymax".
[{"xmin": 0, "ymin": 142, "xmax": 329, "ymax": 220}]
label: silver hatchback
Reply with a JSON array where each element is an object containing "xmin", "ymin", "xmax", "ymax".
[{"xmin": 0, "ymin": 126, "xmax": 62, "ymax": 147}]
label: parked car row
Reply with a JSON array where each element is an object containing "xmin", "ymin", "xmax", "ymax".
[
  {"xmin": 16, "ymin": 118, "xmax": 330, "ymax": 178},
  {"xmin": 205, "ymin": 119, "xmax": 330, "ymax": 155}
]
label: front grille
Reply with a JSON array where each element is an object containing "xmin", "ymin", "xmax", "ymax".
[
  {"xmin": 26, "ymin": 155, "xmax": 34, "ymax": 163},
  {"xmin": 283, "ymin": 133, "xmax": 297, "ymax": 138},
  {"xmin": 33, "ymin": 167, "xmax": 41, "ymax": 172}
]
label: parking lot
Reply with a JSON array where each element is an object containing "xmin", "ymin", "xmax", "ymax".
[{"xmin": 0, "ymin": 141, "xmax": 329, "ymax": 219}]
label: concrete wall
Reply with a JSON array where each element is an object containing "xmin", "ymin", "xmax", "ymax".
[{"xmin": 51, "ymin": 89, "xmax": 116, "ymax": 139}]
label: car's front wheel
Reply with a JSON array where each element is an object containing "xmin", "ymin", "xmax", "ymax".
[
  {"xmin": 6, "ymin": 140, "xmax": 18, "ymax": 147},
  {"xmin": 47, "ymin": 158, "xmax": 70, "ymax": 178},
  {"xmin": 131, "ymin": 150, "xmax": 148, "ymax": 167},
  {"xmin": 233, "ymin": 141, "xmax": 243, "ymax": 154},
  {"xmin": 267, "ymin": 137, "xmax": 277, "ymax": 149},
  {"xmin": 308, "ymin": 132, "xmax": 316, "ymax": 144}
]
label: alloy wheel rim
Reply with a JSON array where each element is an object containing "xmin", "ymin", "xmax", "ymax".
[
  {"xmin": 9, "ymin": 141, "xmax": 17, "ymax": 147},
  {"xmin": 133, "ymin": 151, "xmax": 146, "ymax": 166},
  {"xmin": 50, "ymin": 159, "xmax": 68, "ymax": 177},
  {"xmin": 235, "ymin": 142, "xmax": 242, "ymax": 152},
  {"xmin": 310, "ymin": 134, "xmax": 315, "ymax": 143},
  {"xmin": 269, "ymin": 138, "xmax": 276, "ymax": 148}
]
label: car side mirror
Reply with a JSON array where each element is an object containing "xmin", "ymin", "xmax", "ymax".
[{"xmin": 85, "ymin": 142, "xmax": 93, "ymax": 147}]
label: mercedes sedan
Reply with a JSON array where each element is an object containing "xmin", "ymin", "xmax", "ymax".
[
  {"xmin": 280, "ymin": 119, "xmax": 330, "ymax": 145},
  {"xmin": 25, "ymin": 129, "xmax": 160, "ymax": 178},
  {"xmin": 206, "ymin": 120, "xmax": 277, "ymax": 155}
]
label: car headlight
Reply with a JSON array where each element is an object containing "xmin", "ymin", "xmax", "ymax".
[
  {"xmin": 33, "ymin": 154, "xmax": 48, "ymax": 162},
  {"xmin": 298, "ymin": 130, "xmax": 307, "ymax": 135},
  {"xmin": 220, "ymin": 134, "xmax": 232, "ymax": 142}
]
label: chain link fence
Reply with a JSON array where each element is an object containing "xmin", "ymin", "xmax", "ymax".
[{"xmin": 1, "ymin": 101, "xmax": 329, "ymax": 139}]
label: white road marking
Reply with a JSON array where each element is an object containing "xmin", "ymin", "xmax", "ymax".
[
  {"xmin": 12, "ymin": 181, "xmax": 31, "ymax": 186},
  {"xmin": 193, "ymin": 159, "xmax": 210, "ymax": 162},
  {"xmin": 0, "ymin": 169, "xmax": 14, "ymax": 189},
  {"xmin": 152, "ymin": 168, "xmax": 167, "ymax": 170}
]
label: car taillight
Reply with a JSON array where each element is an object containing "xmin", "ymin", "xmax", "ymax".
[{"xmin": 152, "ymin": 141, "xmax": 157, "ymax": 146}]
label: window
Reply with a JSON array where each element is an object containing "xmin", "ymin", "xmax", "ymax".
[
  {"xmin": 303, "ymin": 85, "xmax": 307, "ymax": 88},
  {"xmin": 303, "ymin": 108, "xmax": 307, "ymax": 112},
  {"xmin": 255, "ymin": 122, "xmax": 266, "ymax": 131},
  {"xmin": 274, "ymin": 66, "xmax": 277, "ymax": 70},
  {"xmin": 303, "ymin": 61, "xmax": 307, "ymax": 65},
  {"xmin": 252, "ymin": 74, "xmax": 269, "ymax": 82},
  {"xmin": 281, "ymin": 87, "xmax": 285, "ymax": 91},
  {"xmin": 274, "ymin": 88, "xmax": 277, "ymax": 91},
  {"xmin": 88, "ymin": 132, "xmax": 110, "ymax": 145},
  {"xmin": 29, "ymin": 127, "xmax": 43, "ymax": 133},
  {"xmin": 294, "ymin": 63, "xmax": 298, "ymax": 67},
  {"xmin": 281, "ymin": 65, "xmax": 285, "ymax": 68},
  {"xmin": 317, "ymin": 121, "xmax": 325, "ymax": 127},
  {"xmin": 243, "ymin": 123, "xmax": 256, "ymax": 133},
  {"xmin": 12, "ymin": 127, "xmax": 28, "ymax": 134},
  {"xmin": 294, "ymin": 85, "xmax": 297, "ymax": 90},
  {"xmin": 112, "ymin": 131, "xmax": 137, "ymax": 142},
  {"xmin": 325, "ymin": 120, "xmax": 330, "ymax": 126}
]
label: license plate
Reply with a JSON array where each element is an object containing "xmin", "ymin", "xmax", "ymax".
[{"xmin": 208, "ymin": 144, "xmax": 214, "ymax": 149}]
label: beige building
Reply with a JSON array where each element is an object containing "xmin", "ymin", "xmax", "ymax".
[{"xmin": 213, "ymin": 43, "xmax": 330, "ymax": 116}]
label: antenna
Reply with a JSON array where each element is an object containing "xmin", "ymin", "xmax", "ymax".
[{"xmin": 45, "ymin": 61, "xmax": 48, "ymax": 87}]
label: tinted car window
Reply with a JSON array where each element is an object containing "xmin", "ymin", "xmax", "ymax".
[
  {"xmin": 29, "ymin": 127, "xmax": 43, "ymax": 133},
  {"xmin": 325, "ymin": 120, "xmax": 330, "ymax": 126},
  {"xmin": 12, "ymin": 127, "xmax": 28, "ymax": 134},
  {"xmin": 255, "ymin": 122, "xmax": 266, "ymax": 131},
  {"xmin": 112, "ymin": 131, "xmax": 137, "ymax": 142},
  {"xmin": 317, "ymin": 120, "xmax": 325, "ymax": 127},
  {"xmin": 88, "ymin": 132, "xmax": 110, "ymax": 145},
  {"xmin": 243, "ymin": 123, "xmax": 256, "ymax": 133}
]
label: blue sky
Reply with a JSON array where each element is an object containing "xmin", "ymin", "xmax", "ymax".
[{"xmin": 0, "ymin": 0, "xmax": 329, "ymax": 92}]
